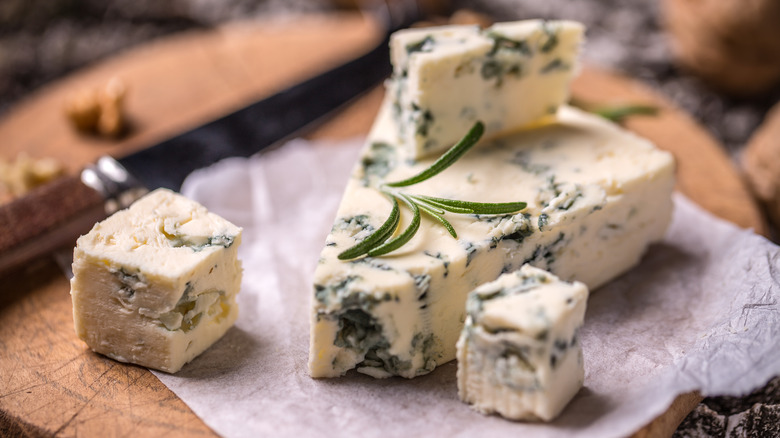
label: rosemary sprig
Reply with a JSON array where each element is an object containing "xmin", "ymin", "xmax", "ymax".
[{"xmin": 338, "ymin": 122, "xmax": 527, "ymax": 260}]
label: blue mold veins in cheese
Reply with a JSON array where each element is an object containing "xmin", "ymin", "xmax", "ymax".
[{"xmin": 309, "ymin": 103, "xmax": 674, "ymax": 379}]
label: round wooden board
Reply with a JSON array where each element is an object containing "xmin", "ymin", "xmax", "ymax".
[{"xmin": 0, "ymin": 13, "xmax": 767, "ymax": 438}]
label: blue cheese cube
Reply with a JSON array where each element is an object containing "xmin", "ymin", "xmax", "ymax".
[
  {"xmin": 456, "ymin": 264, "xmax": 588, "ymax": 421},
  {"xmin": 389, "ymin": 20, "xmax": 584, "ymax": 158},
  {"xmin": 70, "ymin": 188, "xmax": 242, "ymax": 373}
]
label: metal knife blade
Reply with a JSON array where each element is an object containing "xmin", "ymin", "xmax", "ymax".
[{"xmin": 0, "ymin": 3, "xmax": 429, "ymax": 274}]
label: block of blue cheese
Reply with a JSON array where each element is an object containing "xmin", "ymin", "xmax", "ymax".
[
  {"xmin": 456, "ymin": 264, "xmax": 588, "ymax": 421},
  {"xmin": 388, "ymin": 20, "xmax": 584, "ymax": 159},
  {"xmin": 70, "ymin": 188, "xmax": 242, "ymax": 373},
  {"xmin": 309, "ymin": 100, "xmax": 675, "ymax": 378}
]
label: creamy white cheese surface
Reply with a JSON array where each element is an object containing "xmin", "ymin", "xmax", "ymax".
[
  {"xmin": 457, "ymin": 264, "xmax": 588, "ymax": 421},
  {"xmin": 389, "ymin": 20, "xmax": 584, "ymax": 159},
  {"xmin": 70, "ymin": 188, "xmax": 242, "ymax": 373},
  {"xmin": 308, "ymin": 100, "xmax": 675, "ymax": 379}
]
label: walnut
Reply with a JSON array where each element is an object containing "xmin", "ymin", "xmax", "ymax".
[
  {"xmin": 0, "ymin": 153, "xmax": 65, "ymax": 204},
  {"xmin": 661, "ymin": 0, "xmax": 780, "ymax": 97},
  {"xmin": 64, "ymin": 77, "xmax": 128, "ymax": 137}
]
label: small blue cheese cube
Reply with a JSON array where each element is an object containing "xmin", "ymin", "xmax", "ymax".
[
  {"xmin": 389, "ymin": 19, "xmax": 584, "ymax": 158},
  {"xmin": 456, "ymin": 264, "xmax": 588, "ymax": 421},
  {"xmin": 70, "ymin": 188, "xmax": 242, "ymax": 373}
]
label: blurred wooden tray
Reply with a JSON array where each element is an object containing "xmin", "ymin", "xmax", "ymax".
[{"xmin": 0, "ymin": 13, "xmax": 767, "ymax": 437}]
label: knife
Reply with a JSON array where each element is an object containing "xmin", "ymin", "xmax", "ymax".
[{"xmin": 0, "ymin": 1, "xmax": 435, "ymax": 275}]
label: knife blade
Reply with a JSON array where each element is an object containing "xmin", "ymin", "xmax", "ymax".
[
  {"xmin": 117, "ymin": 30, "xmax": 394, "ymax": 192},
  {"xmin": 0, "ymin": 2, "xmax": 430, "ymax": 274}
]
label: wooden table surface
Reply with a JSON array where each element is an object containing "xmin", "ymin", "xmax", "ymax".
[{"xmin": 0, "ymin": 13, "xmax": 768, "ymax": 437}]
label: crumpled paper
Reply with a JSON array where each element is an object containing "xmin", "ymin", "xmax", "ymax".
[{"xmin": 152, "ymin": 137, "xmax": 780, "ymax": 438}]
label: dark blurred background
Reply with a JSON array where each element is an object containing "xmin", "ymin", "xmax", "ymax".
[
  {"xmin": 1, "ymin": 0, "xmax": 778, "ymax": 435},
  {"xmin": 2, "ymin": 0, "xmax": 779, "ymax": 158}
]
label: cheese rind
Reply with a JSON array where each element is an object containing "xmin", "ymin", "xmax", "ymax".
[
  {"xmin": 456, "ymin": 264, "xmax": 588, "ymax": 421},
  {"xmin": 308, "ymin": 101, "xmax": 675, "ymax": 379},
  {"xmin": 70, "ymin": 188, "xmax": 242, "ymax": 373},
  {"xmin": 389, "ymin": 20, "xmax": 584, "ymax": 158}
]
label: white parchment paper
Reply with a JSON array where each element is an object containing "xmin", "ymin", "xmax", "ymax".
[{"xmin": 153, "ymin": 138, "xmax": 780, "ymax": 438}]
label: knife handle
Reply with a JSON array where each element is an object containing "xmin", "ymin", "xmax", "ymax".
[
  {"xmin": 0, "ymin": 155, "xmax": 151, "ymax": 274},
  {"xmin": 0, "ymin": 156, "xmax": 147, "ymax": 273},
  {"xmin": 0, "ymin": 174, "xmax": 107, "ymax": 274}
]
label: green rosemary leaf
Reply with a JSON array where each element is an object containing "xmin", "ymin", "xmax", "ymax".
[
  {"xmin": 467, "ymin": 201, "xmax": 527, "ymax": 215},
  {"xmin": 407, "ymin": 194, "xmax": 450, "ymax": 214},
  {"xmin": 386, "ymin": 121, "xmax": 485, "ymax": 187},
  {"xmin": 416, "ymin": 202, "xmax": 458, "ymax": 238},
  {"xmin": 337, "ymin": 197, "xmax": 400, "ymax": 260},
  {"xmin": 570, "ymin": 97, "xmax": 658, "ymax": 124},
  {"xmin": 416, "ymin": 195, "xmax": 526, "ymax": 215},
  {"xmin": 592, "ymin": 104, "xmax": 658, "ymax": 123},
  {"xmin": 412, "ymin": 194, "xmax": 474, "ymax": 214},
  {"xmin": 367, "ymin": 194, "xmax": 421, "ymax": 257}
]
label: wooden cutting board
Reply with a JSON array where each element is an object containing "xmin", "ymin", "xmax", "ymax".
[{"xmin": 0, "ymin": 13, "xmax": 768, "ymax": 437}]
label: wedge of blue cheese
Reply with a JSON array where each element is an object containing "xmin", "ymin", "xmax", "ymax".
[
  {"xmin": 388, "ymin": 20, "xmax": 584, "ymax": 159},
  {"xmin": 309, "ymin": 101, "xmax": 675, "ymax": 379},
  {"xmin": 70, "ymin": 188, "xmax": 242, "ymax": 373},
  {"xmin": 456, "ymin": 264, "xmax": 588, "ymax": 421}
]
